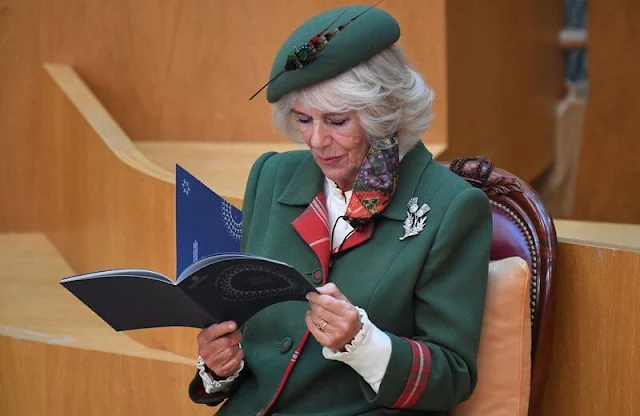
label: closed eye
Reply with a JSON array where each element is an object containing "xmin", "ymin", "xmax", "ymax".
[
  {"xmin": 295, "ymin": 115, "xmax": 312, "ymax": 124},
  {"xmin": 327, "ymin": 118, "xmax": 348, "ymax": 126}
]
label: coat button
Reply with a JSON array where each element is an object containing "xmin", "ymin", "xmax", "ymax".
[
  {"xmin": 312, "ymin": 268, "xmax": 323, "ymax": 283},
  {"xmin": 279, "ymin": 337, "xmax": 293, "ymax": 354}
]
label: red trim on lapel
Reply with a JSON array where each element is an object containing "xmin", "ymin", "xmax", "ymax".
[
  {"xmin": 334, "ymin": 221, "xmax": 374, "ymax": 253},
  {"xmin": 292, "ymin": 192, "xmax": 331, "ymax": 277}
]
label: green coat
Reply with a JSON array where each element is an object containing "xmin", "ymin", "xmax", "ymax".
[{"xmin": 190, "ymin": 142, "xmax": 492, "ymax": 415}]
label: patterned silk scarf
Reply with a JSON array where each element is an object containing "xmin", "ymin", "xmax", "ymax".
[{"xmin": 344, "ymin": 138, "xmax": 400, "ymax": 228}]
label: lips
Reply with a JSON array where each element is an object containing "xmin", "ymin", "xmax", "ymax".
[{"xmin": 317, "ymin": 155, "xmax": 343, "ymax": 166}]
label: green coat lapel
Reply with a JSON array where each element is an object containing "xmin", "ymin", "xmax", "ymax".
[{"xmin": 277, "ymin": 143, "xmax": 433, "ymax": 276}]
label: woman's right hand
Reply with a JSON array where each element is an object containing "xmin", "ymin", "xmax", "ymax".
[{"xmin": 197, "ymin": 321, "xmax": 244, "ymax": 378}]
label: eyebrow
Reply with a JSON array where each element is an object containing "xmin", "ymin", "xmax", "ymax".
[{"xmin": 290, "ymin": 109, "xmax": 346, "ymax": 117}]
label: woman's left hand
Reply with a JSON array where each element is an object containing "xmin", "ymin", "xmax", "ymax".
[{"xmin": 306, "ymin": 283, "xmax": 362, "ymax": 351}]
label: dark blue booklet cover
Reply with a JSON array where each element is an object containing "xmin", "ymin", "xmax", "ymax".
[
  {"xmin": 60, "ymin": 165, "xmax": 315, "ymax": 331},
  {"xmin": 175, "ymin": 164, "xmax": 243, "ymax": 276}
]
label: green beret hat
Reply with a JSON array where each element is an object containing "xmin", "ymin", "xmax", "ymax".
[{"xmin": 263, "ymin": 5, "xmax": 401, "ymax": 103}]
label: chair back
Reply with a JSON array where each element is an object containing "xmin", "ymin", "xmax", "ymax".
[{"xmin": 443, "ymin": 156, "xmax": 557, "ymax": 416}]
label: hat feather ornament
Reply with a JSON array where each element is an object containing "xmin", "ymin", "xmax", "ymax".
[{"xmin": 249, "ymin": 1, "xmax": 386, "ymax": 101}]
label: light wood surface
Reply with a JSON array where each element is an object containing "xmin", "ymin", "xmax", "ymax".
[
  {"xmin": 555, "ymin": 219, "xmax": 640, "ymax": 252},
  {"xmin": 137, "ymin": 141, "xmax": 447, "ymax": 201},
  {"xmin": 440, "ymin": 0, "xmax": 563, "ymax": 181},
  {"xmin": 0, "ymin": 232, "xmax": 193, "ymax": 363},
  {"xmin": 539, "ymin": 242, "xmax": 640, "ymax": 415},
  {"xmin": 137, "ymin": 141, "xmax": 305, "ymax": 201},
  {"xmin": 572, "ymin": 0, "xmax": 640, "ymax": 223},
  {"xmin": 0, "ymin": 336, "xmax": 215, "ymax": 416}
]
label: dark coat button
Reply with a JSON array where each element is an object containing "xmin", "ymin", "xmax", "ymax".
[{"xmin": 279, "ymin": 337, "xmax": 293, "ymax": 353}]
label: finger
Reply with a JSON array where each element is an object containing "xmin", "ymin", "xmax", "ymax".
[
  {"xmin": 317, "ymin": 283, "xmax": 350, "ymax": 303},
  {"xmin": 204, "ymin": 343, "xmax": 240, "ymax": 372},
  {"xmin": 197, "ymin": 321, "xmax": 238, "ymax": 345},
  {"xmin": 306, "ymin": 311, "xmax": 351, "ymax": 351},
  {"xmin": 305, "ymin": 311, "xmax": 331, "ymax": 346},
  {"xmin": 308, "ymin": 293, "xmax": 353, "ymax": 318},
  {"xmin": 214, "ymin": 348, "xmax": 245, "ymax": 378},
  {"xmin": 199, "ymin": 330, "xmax": 243, "ymax": 358},
  {"xmin": 308, "ymin": 302, "xmax": 344, "ymax": 327}
]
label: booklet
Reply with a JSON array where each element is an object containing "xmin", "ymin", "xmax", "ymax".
[
  {"xmin": 60, "ymin": 165, "xmax": 315, "ymax": 331},
  {"xmin": 60, "ymin": 253, "xmax": 315, "ymax": 331}
]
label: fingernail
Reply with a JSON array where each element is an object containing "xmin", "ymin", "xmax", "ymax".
[
  {"xmin": 305, "ymin": 293, "xmax": 310, "ymax": 300},
  {"xmin": 228, "ymin": 322, "xmax": 236, "ymax": 330}
]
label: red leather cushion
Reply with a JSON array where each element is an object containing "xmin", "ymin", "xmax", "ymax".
[{"xmin": 489, "ymin": 206, "xmax": 533, "ymax": 270}]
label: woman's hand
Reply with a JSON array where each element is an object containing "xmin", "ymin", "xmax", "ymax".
[
  {"xmin": 306, "ymin": 283, "xmax": 362, "ymax": 351},
  {"xmin": 197, "ymin": 321, "xmax": 244, "ymax": 378}
]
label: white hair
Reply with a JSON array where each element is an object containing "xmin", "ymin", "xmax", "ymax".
[{"xmin": 272, "ymin": 44, "xmax": 434, "ymax": 155}]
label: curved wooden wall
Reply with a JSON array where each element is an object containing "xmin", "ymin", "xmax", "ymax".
[
  {"xmin": 1, "ymin": 0, "xmax": 561, "ymax": 231},
  {"xmin": 572, "ymin": 0, "xmax": 640, "ymax": 223},
  {"xmin": 40, "ymin": 64, "xmax": 200, "ymax": 357}
]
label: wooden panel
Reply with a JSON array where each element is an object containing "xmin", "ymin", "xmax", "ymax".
[
  {"xmin": 572, "ymin": 0, "xmax": 640, "ymax": 223},
  {"xmin": 441, "ymin": 0, "xmax": 563, "ymax": 181},
  {"xmin": 41, "ymin": 64, "xmax": 175, "ymax": 277},
  {"xmin": 555, "ymin": 219, "xmax": 640, "ymax": 252},
  {"xmin": 539, "ymin": 242, "xmax": 640, "ymax": 414},
  {"xmin": 0, "ymin": 336, "xmax": 215, "ymax": 416},
  {"xmin": 36, "ymin": 0, "xmax": 447, "ymax": 145},
  {"xmin": 0, "ymin": 0, "xmax": 446, "ymax": 231},
  {"xmin": 0, "ymin": 232, "xmax": 198, "ymax": 364},
  {"xmin": 39, "ymin": 65, "xmax": 200, "ymax": 357},
  {"xmin": 0, "ymin": 0, "xmax": 43, "ymax": 231}
]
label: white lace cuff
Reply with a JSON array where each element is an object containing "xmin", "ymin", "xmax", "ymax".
[
  {"xmin": 322, "ymin": 307, "xmax": 392, "ymax": 393},
  {"xmin": 196, "ymin": 355, "xmax": 244, "ymax": 394}
]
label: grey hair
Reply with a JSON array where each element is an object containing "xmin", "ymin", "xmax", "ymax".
[{"xmin": 272, "ymin": 44, "xmax": 434, "ymax": 155}]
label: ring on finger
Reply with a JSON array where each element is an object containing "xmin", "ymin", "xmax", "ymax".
[{"xmin": 316, "ymin": 319, "xmax": 328, "ymax": 332}]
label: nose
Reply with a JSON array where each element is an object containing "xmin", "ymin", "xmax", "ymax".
[{"xmin": 308, "ymin": 120, "xmax": 331, "ymax": 149}]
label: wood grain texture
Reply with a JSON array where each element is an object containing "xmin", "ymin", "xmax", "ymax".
[
  {"xmin": 0, "ymin": 0, "xmax": 43, "ymax": 231},
  {"xmin": 0, "ymin": 232, "xmax": 195, "ymax": 364},
  {"xmin": 30, "ymin": 0, "xmax": 448, "ymax": 145},
  {"xmin": 539, "ymin": 242, "xmax": 640, "ymax": 415},
  {"xmin": 137, "ymin": 141, "xmax": 447, "ymax": 201},
  {"xmin": 0, "ymin": 336, "xmax": 215, "ymax": 416},
  {"xmin": 40, "ymin": 65, "xmax": 199, "ymax": 357},
  {"xmin": 572, "ymin": 0, "xmax": 640, "ymax": 223},
  {"xmin": 441, "ymin": 0, "xmax": 563, "ymax": 181},
  {"xmin": 555, "ymin": 219, "xmax": 640, "ymax": 252},
  {"xmin": 1, "ymin": 0, "xmax": 562, "ymax": 230},
  {"xmin": 1, "ymin": 0, "xmax": 446, "ymax": 231}
]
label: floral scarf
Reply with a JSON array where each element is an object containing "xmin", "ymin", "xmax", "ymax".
[{"xmin": 344, "ymin": 138, "xmax": 399, "ymax": 228}]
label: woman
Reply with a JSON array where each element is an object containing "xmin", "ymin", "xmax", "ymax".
[{"xmin": 190, "ymin": 5, "xmax": 492, "ymax": 415}]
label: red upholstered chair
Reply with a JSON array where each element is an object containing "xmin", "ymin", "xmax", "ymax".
[{"xmin": 443, "ymin": 156, "xmax": 558, "ymax": 416}]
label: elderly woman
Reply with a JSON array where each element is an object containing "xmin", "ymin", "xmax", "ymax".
[{"xmin": 190, "ymin": 5, "xmax": 491, "ymax": 415}]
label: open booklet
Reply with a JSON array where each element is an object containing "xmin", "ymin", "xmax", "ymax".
[{"xmin": 60, "ymin": 165, "xmax": 316, "ymax": 331}]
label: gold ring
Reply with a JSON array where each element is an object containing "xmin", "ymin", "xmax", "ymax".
[{"xmin": 316, "ymin": 319, "xmax": 328, "ymax": 332}]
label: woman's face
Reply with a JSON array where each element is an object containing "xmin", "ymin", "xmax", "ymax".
[{"xmin": 291, "ymin": 101, "xmax": 370, "ymax": 191}]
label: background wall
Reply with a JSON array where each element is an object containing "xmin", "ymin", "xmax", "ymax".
[
  {"xmin": 1, "ymin": 0, "xmax": 563, "ymax": 232},
  {"xmin": 571, "ymin": 0, "xmax": 640, "ymax": 223}
]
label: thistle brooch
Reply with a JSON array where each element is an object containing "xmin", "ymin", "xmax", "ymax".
[
  {"xmin": 400, "ymin": 197, "xmax": 430, "ymax": 240},
  {"xmin": 249, "ymin": 1, "xmax": 383, "ymax": 100}
]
